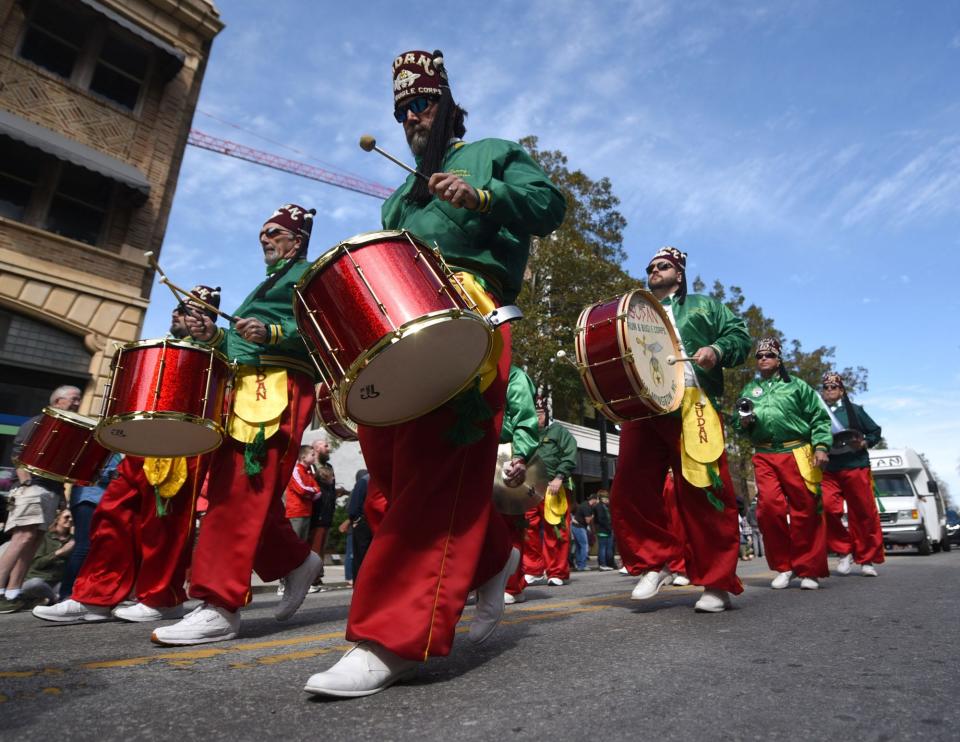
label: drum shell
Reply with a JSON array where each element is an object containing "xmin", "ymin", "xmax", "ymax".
[
  {"xmin": 576, "ymin": 297, "xmax": 657, "ymax": 422},
  {"xmin": 13, "ymin": 408, "xmax": 111, "ymax": 485},
  {"xmin": 295, "ymin": 232, "xmax": 469, "ymax": 384},
  {"xmin": 98, "ymin": 339, "xmax": 231, "ymax": 456},
  {"xmin": 315, "ymin": 382, "xmax": 358, "ymax": 442},
  {"xmin": 294, "ymin": 230, "xmax": 493, "ymax": 427}
]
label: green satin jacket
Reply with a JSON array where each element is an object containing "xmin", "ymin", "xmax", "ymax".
[
  {"xmin": 500, "ymin": 365, "xmax": 539, "ymax": 462},
  {"xmin": 661, "ymin": 293, "xmax": 752, "ymax": 410},
  {"xmin": 209, "ymin": 259, "xmax": 313, "ymax": 377},
  {"xmin": 536, "ymin": 421, "xmax": 579, "ymax": 480},
  {"xmin": 381, "ymin": 139, "xmax": 566, "ymax": 303},
  {"xmin": 734, "ymin": 375, "xmax": 833, "ymax": 453}
]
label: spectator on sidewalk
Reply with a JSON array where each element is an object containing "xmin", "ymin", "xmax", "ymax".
[
  {"xmin": 18, "ymin": 509, "xmax": 75, "ymax": 607},
  {"xmin": 571, "ymin": 493, "xmax": 597, "ymax": 571},
  {"xmin": 594, "ymin": 491, "xmax": 616, "ymax": 570}
]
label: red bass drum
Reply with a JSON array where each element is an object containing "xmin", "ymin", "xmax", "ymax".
[{"xmin": 13, "ymin": 407, "xmax": 112, "ymax": 485}]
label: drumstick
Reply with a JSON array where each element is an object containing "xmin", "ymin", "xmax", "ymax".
[
  {"xmin": 359, "ymin": 135, "xmax": 428, "ymax": 181},
  {"xmin": 144, "ymin": 251, "xmax": 239, "ymax": 323},
  {"xmin": 666, "ymin": 355, "xmax": 699, "ymax": 365}
]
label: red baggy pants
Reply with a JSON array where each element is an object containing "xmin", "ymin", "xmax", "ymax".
[
  {"xmin": 73, "ymin": 455, "xmax": 206, "ymax": 608},
  {"xmin": 189, "ymin": 371, "xmax": 314, "ymax": 611},
  {"xmin": 662, "ymin": 474, "xmax": 688, "ymax": 575},
  {"xmin": 610, "ymin": 415, "xmax": 742, "ymax": 594},
  {"xmin": 822, "ymin": 467, "xmax": 885, "ymax": 565},
  {"xmin": 345, "ymin": 329, "xmax": 513, "ymax": 661},
  {"xmin": 753, "ymin": 451, "xmax": 829, "ymax": 578},
  {"xmin": 520, "ymin": 498, "xmax": 571, "ymax": 580}
]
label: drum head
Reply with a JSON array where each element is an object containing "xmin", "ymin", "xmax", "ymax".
[
  {"xmin": 97, "ymin": 416, "xmax": 222, "ymax": 457},
  {"xmin": 620, "ymin": 291, "xmax": 684, "ymax": 414},
  {"xmin": 346, "ymin": 314, "xmax": 492, "ymax": 426}
]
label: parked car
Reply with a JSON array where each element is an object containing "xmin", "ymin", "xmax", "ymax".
[{"xmin": 946, "ymin": 509, "xmax": 960, "ymax": 547}]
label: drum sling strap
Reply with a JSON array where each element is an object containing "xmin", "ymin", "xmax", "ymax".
[{"xmin": 444, "ymin": 272, "xmax": 502, "ymax": 446}]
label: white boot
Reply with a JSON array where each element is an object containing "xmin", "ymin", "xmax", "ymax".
[
  {"xmin": 631, "ymin": 568, "xmax": 672, "ymax": 600},
  {"xmin": 151, "ymin": 602, "xmax": 239, "ymax": 645},
  {"xmin": 694, "ymin": 589, "xmax": 731, "ymax": 613},
  {"xmin": 113, "ymin": 602, "xmax": 186, "ymax": 623},
  {"xmin": 468, "ymin": 547, "xmax": 520, "ymax": 644},
  {"xmin": 836, "ymin": 554, "xmax": 854, "ymax": 575},
  {"xmin": 303, "ymin": 642, "xmax": 418, "ymax": 698},
  {"xmin": 770, "ymin": 571, "xmax": 793, "ymax": 589}
]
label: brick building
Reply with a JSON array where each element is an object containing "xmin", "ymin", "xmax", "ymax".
[{"xmin": 0, "ymin": 0, "xmax": 223, "ymax": 464}]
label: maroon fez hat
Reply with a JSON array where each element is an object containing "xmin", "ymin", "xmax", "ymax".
[
  {"xmin": 649, "ymin": 246, "xmax": 687, "ymax": 273},
  {"xmin": 393, "ymin": 49, "xmax": 449, "ymax": 107},
  {"xmin": 265, "ymin": 204, "xmax": 316, "ymax": 247}
]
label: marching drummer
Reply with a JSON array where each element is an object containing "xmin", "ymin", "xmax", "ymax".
[
  {"xmin": 819, "ymin": 372, "xmax": 884, "ymax": 577},
  {"xmin": 0, "ymin": 386, "xmax": 80, "ymax": 614},
  {"xmin": 303, "ymin": 48, "xmax": 565, "ymax": 698},
  {"xmin": 152, "ymin": 204, "xmax": 324, "ymax": 645},
  {"xmin": 33, "ymin": 288, "xmax": 219, "ymax": 625},
  {"xmin": 609, "ymin": 247, "xmax": 750, "ymax": 613},
  {"xmin": 734, "ymin": 338, "xmax": 832, "ymax": 590}
]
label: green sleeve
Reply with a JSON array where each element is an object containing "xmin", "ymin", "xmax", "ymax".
[
  {"xmin": 799, "ymin": 380, "xmax": 833, "ymax": 450},
  {"xmin": 856, "ymin": 404, "xmax": 882, "ymax": 447},
  {"xmin": 555, "ymin": 426, "xmax": 579, "ymax": 479},
  {"xmin": 710, "ymin": 301, "xmax": 751, "ymax": 368},
  {"xmin": 502, "ymin": 367, "xmax": 539, "ymax": 461},
  {"xmin": 477, "ymin": 144, "xmax": 566, "ymax": 236}
]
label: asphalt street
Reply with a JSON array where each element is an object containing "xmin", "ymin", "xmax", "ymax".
[{"xmin": 2, "ymin": 551, "xmax": 957, "ymax": 741}]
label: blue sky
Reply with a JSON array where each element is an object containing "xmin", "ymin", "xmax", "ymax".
[{"xmin": 144, "ymin": 1, "xmax": 960, "ymax": 495}]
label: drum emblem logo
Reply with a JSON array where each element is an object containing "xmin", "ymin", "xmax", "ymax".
[
  {"xmin": 359, "ymin": 384, "xmax": 380, "ymax": 400},
  {"xmin": 751, "ymin": 387, "xmax": 762, "ymax": 397},
  {"xmin": 649, "ymin": 356, "xmax": 663, "ymax": 386}
]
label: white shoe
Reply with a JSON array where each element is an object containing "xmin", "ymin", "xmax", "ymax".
[
  {"xmin": 112, "ymin": 602, "xmax": 185, "ymax": 623},
  {"xmin": 861, "ymin": 563, "xmax": 878, "ymax": 577},
  {"xmin": 523, "ymin": 573, "xmax": 546, "ymax": 586},
  {"xmin": 468, "ymin": 547, "xmax": 520, "ymax": 644},
  {"xmin": 303, "ymin": 641, "xmax": 418, "ymax": 698},
  {"xmin": 771, "ymin": 571, "xmax": 793, "ymax": 589},
  {"xmin": 275, "ymin": 552, "xmax": 324, "ymax": 622},
  {"xmin": 151, "ymin": 602, "xmax": 239, "ymax": 645},
  {"xmin": 276, "ymin": 579, "xmax": 286, "ymax": 597},
  {"xmin": 694, "ymin": 589, "xmax": 731, "ymax": 613},
  {"xmin": 598, "ymin": 565, "xmax": 614, "ymax": 571},
  {"xmin": 503, "ymin": 591, "xmax": 526, "ymax": 605},
  {"xmin": 800, "ymin": 577, "xmax": 820, "ymax": 590},
  {"xmin": 547, "ymin": 577, "xmax": 564, "ymax": 587},
  {"xmin": 671, "ymin": 573, "xmax": 691, "ymax": 587},
  {"xmin": 619, "ymin": 566, "xmax": 629, "ymax": 575},
  {"xmin": 836, "ymin": 554, "xmax": 854, "ymax": 575},
  {"xmin": 33, "ymin": 599, "xmax": 111, "ymax": 623},
  {"xmin": 631, "ymin": 568, "xmax": 672, "ymax": 600}
]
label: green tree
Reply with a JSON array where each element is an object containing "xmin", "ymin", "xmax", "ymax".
[
  {"xmin": 513, "ymin": 136, "xmax": 637, "ymax": 422},
  {"xmin": 690, "ymin": 276, "xmax": 869, "ymax": 502}
]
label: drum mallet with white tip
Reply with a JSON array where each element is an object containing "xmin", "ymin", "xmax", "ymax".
[
  {"xmin": 359, "ymin": 135, "xmax": 428, "ymax": 181},
  {"xmin": 666, "ymin": 354, "xmax": 700, "ymax": 365}
]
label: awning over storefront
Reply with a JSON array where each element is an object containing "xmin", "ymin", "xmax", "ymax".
[
  {"xmin": 0, "ymin": 110, "xmax": 151, "ymax": 199},
  {"xmin": 78, "ymin": 0, "xmax": 186, "ymax": 79}
]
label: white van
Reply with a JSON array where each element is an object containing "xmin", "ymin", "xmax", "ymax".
[{"xmin": 869, "ymin": 448, "xmax": 950, "ymax": 555}]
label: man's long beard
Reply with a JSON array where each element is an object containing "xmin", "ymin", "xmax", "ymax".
[{"xmin": 406, "ymin": 128, "xmax": 429, "ymax": 156}]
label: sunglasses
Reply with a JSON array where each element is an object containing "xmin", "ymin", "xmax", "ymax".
[
  {"xmin": 262, "ymin": 226, "xmax": 295, "ymax": 240},
  {"xmin": 645, "ymin": 261, "xmax": 674, "ymax": 275},
  {"xmin": 756, "ymin": 352, "xmax": 779, "ymax": 360},
  {"xmin": 394, "ymin": 96, "xmax": 438, "ymax": 123},
  {"xmin": 822, "ymin": 384, "xmax": 841, "ymax": 390}
]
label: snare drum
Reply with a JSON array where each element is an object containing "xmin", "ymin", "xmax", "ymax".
[
  {"xmin": 315, "ymin": 382, "xmax": 358, "ymax": 441},
  {"xmin": 574, "ymin": 289, "xmax": 684, "ymax": 422},
  {"xmin": 294, "ymin": 230, "xmax": 494, "ymax": 426},
  {"xmin": 13, "ymin": 407, "xmax": 112, "ymax": 485},
  {"xmin": 97, "ymin": 338, "xmax": 232, "ymax": 457}
]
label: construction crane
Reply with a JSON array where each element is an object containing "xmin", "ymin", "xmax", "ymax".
[{"xmin": 187, "ymin": 129, "xmax": 394, "ymax": 200}]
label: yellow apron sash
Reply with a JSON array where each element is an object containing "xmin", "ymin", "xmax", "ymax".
[
  {"xmin": 453, "ymin": 272, "xmax": 502, "ymax": 393},
  {"xmin": 143, "ymin": 456, "xmax": 188, "ymax": 516},
  {"xmin": 792, "ymin": 443, "xmax": 823, "ymax": 495},
  {"xmin": 228, "ymin": 367, "xmax": 288, "ymax": 444},
  {"xmin": 678, "ymin": 388, "xmax": 726, "ymax": 511}
]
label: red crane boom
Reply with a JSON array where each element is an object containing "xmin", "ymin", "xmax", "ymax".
[{"xmin": 187, "ymin": 129, "xmax": 393, "ymax": 200}]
